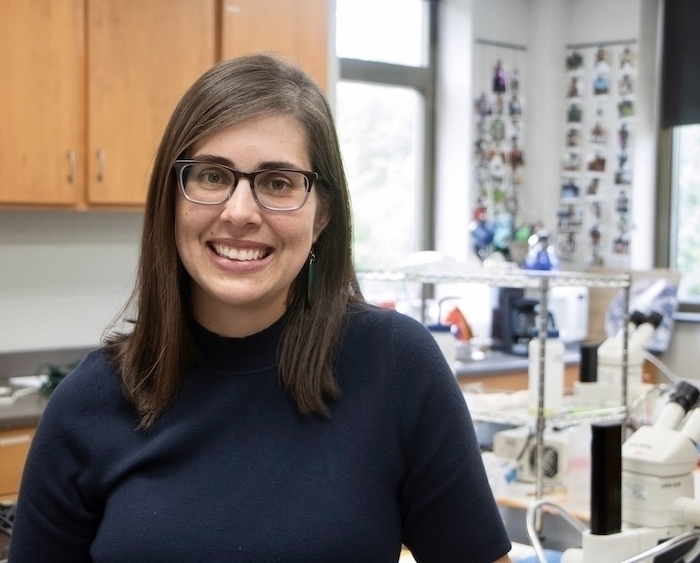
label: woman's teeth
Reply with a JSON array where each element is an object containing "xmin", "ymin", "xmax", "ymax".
[{"xmin": 211, "ymin": 243, "xmax": 268, "ymax": 261}]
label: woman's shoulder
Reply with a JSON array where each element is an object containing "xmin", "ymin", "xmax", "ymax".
[
  {"xmin": 43, "ymin": 348, "xmax": 122, "ymax": 415},
  {"xmin": 346, "ymin": 301, "xmax": 430, "ymax": 337}
]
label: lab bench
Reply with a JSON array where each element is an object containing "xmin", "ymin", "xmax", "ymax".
[{"xmin": 453, "ymin": 347, "xmax": 582, "ymax": 392}]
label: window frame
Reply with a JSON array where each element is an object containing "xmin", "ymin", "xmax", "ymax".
[
  {"xmin": 655, "ymin": 126, "xmax": 700, "ymax": 316},
  {"xmin": 336, "ymin": 0, "xmax": 438, "ymax": 254}
]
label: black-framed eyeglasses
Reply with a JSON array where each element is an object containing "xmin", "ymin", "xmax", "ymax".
[{"xmin": 173, "ymin": 160, "xmax": 318, "ymax": 211}]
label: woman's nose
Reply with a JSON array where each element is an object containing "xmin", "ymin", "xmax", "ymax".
[{"xmin": 219, "ymin": 179, "xmax": 262, "ymax": 223}]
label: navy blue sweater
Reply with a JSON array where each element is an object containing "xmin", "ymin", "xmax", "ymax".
[{"xmin": 10, "ymin": 305, "xmax": 510, "ymax": 562}]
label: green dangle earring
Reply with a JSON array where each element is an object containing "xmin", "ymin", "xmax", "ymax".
[{"xmin": 306, "ymin": 248, "xmax": 316, "ymax": 308}]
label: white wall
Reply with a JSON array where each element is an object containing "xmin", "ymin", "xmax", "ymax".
[{"xmin": 0, "ymin": 211, "xmax": 141, "ymax": 352}]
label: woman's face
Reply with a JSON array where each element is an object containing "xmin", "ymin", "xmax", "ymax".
[{"xmin": 174, "ymin": 113, "xmax": 328, "ymax": 337}]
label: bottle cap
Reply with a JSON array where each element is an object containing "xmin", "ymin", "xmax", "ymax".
[{"xmin": 529, "ymin": 328, "xmax": 559, "ymax": 338}]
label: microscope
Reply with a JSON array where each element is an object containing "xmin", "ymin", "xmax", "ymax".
[{"xmin": 560, "ymin": 380, "xmax": 700, "ymax": 562}]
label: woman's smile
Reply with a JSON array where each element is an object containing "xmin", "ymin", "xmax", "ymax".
[{"xmin": 209, "ymin": 241, "xmax": 272, "ymax": 262}]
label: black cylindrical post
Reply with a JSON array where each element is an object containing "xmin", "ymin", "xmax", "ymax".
[
  {"xmin": 589, "ymin": 422, "xmax": 622, "ymax": 535},
  {"xmin": 579, "ymin": 342, "xmax": 599, "ymax": 383}
]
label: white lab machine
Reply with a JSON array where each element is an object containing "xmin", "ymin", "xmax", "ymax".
[{"xmin": 527, "ymin": 380, "xmax": 700, "ymax": 563}]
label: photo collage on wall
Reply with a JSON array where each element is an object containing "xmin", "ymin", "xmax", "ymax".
[
  {"xmin": 558, "ymin": 42, "xmax": 637, "ymax": 269},
  {"xmin": 470, "ymin": 42, "xmax": 527, "ymax": 261}
]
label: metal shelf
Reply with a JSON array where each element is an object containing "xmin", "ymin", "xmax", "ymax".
[
  {"xmin": 359, "ymin": 266, "xmax": 632, "ymax": 501},
  {"xmin": 468, "ymin": 405, "xmax": 628, "ymax": 428},
  {"xmin": 357, "ymin": 267, "xmax": 631, "ymax": 290}
]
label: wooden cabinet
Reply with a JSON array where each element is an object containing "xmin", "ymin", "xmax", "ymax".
[
  {"xmin": 0, "ymin": 0, "xmax": 217, "ymax": 207},
  {"xmin": 1, "ymin": 0, "xmax": 330, "ymax": 208},
  {"xmin": 0, "ymin": 0, "xmax": 85, "ymax": 206},
  {"xmin": 220, "ymin": 0, "xmax": 329, "ymax": 90},
  {"xmin": 86, "ymin": 0, "xmax": 216, "ymax": 205},
  {"xmin": 0, "ymin": 426, "xmax": 35, "ymax": 500},
  {"xmin": 459, "ymin": 364, "xmax": 581, "ymax": 393}
]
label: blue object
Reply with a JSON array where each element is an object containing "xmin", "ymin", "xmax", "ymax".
[{"xmin": 515, "ymin": 550, "xmax": 562, "ymax": 563}]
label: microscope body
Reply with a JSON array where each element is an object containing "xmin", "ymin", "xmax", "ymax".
[{"xmin": 562, "ymin": 382, "xmax": 700, "ymax": 563}]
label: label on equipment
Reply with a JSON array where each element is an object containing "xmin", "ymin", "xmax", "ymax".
[{"xmin": 623, "ymin": 480, "xmax": 648, "ymax": 502}]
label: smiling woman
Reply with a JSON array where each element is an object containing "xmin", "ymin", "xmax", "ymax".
[
  {"xmin": 173, "ymin": 113, "xmax": 328, "ymax": 338},
  {"xmin": 9, "ymin": 54, "xmax": 512, "ymax": 563}
]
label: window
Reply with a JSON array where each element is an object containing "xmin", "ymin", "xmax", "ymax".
[
  {"xmin": 334, "ymin": 0, "xmax": 436, "ymax": 277},
  {"xmin": 657, "ymin": 0, "xmax": 700, "ymax": 315},
  {"xmin": 336, "ymin": 0, "xmax": 428, "ymax": 66},
  {"xmin": 662, "ymin": 125, "xmax": 700, "ymax": 312}
]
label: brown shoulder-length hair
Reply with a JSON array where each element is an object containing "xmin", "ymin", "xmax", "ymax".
[{"xmin": 104, "ymin": 53, "xmax": 363, "ymax": 428}]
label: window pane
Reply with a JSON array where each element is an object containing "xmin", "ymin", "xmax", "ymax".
[
  {"xmin": 673, "ymin": 124, "xmax": 700, "ymax": 304},
  {"xmin": 335, "ymin": 0, "xmax": 427, "ymax": 66},
  {"xmin": 335, "ymin": 82, "xmax": 422, "ymax": 272}
]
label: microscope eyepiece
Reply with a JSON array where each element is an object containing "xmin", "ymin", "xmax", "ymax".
[
  {"xmin": 667, "ymin": 380, "xmax": 700, "ymax": 413},
  {"xmin": 653, "ymin": 381, "xmax": 700, "ymax": 431},
  {"xmin": 645, "ymin": 310, "xmax": 664, "ymax": 329},
  {"xmin": 629, "ymin": 310, "xmax": 647, "ymax": 327}
]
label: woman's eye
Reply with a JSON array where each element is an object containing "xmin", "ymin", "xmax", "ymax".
[
  {"xmin": 268, "ymin": 177, "xmax": 291, "ymax": 191},
  {"xmin": 202, "ymin": 170, "xmax": 224, "ymax": 184}
]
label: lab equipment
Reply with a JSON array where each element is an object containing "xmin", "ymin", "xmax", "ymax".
[{"xmin": 556, "ymin": 380, "xmax": 700, "ymax": 563}]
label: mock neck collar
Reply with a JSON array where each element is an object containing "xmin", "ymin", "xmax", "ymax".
[{"xmin": 191, "ymin": 313, "xmax": 288, "ymax": 373}]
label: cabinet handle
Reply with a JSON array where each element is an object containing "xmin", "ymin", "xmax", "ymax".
[
  {"xmin": 96, "ymin": 149, "xmax": 105, "ymax": 182},
  {"xmin": 67, "ymin": 150, "xmax": 76, "ymax": 183}
]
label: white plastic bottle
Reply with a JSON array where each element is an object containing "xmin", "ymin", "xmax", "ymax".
[
  {"xmin": 528, "ymin": 329, "xmax": 565, "ymax": 414},
  {"xmin": 427, "ymin": 323, "xmax": 455, "ymax": 364}
]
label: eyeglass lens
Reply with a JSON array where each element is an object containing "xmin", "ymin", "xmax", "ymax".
[{"xmin": 179, "ymin": 162, "xmax": 311, "ymax": 210}]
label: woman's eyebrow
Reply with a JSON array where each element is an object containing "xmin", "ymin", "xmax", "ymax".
[
  {"xmin": 255, "ymin": 160, "xmax": 306, "ymax": 171},
  {"xmin": 188, "ymin": 154, "xmax": 235, "ymax": 167},
  {"xmin": 188, "ymin": 155, "xmax": 305, "ymax": 171}
]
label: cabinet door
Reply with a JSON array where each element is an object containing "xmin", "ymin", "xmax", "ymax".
[
  {"xmin": 0, "ymin": 426, "xmax": 35, "ymax": 499},
  {"xmin": 0, "ymin": 0, "xmax": 85, "ymax": 206},
  {"xmin": 221, "ymin": 0, "xmax": 329, "ymax": 90},
  {"xmin": 87, "ymin": 0, "xmax": 216, "ymax": 205}
]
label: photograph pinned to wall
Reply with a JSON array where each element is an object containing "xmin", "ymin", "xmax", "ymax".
[
  {"xmin": 592, "ymin": 46, "xmax": 612, "ymax": 97},
  {"xmin": 619, "ymin": 45, "xmax": 636, "ymax": 71},
  {"xmin": 618, "ymin": 73, "xmax": 635, "ymax": 97},
  {"xmin": 566, "ymin": 127, "xmax": 582, "ymax": 148},
  {"xmin": 567, "ymin": 76, "xmax": 583, "ymax": 99},
  {"xmin": 563, "ymin": 151, "xmax": 582, "ymax": 172},
  {"xmin": 557, "ymin": 218, "xmax": 583, "ymax": 263},
  {"xmin": 583, "ymin": 140, "xmax": 610, "ymax": 257},
  {"xmin": 470, "ymin": 40, "xmax": 527, "ymax": 262},
  {"xmin": 567, "ymin": 102, "xmax": 583, "ymax": 124},
  {"xmin": 560, "ymin": 177, "xmax": 582, "ymax": 202},
  {"xmin": 584, "ymin": 177, "xmax": 605, "ymax": 199},
  {"xmin": 618, "ymin": 99, "xmax": 635, "ymax": 119},
  {"xmin": 611, "ymin": 187, "xmax": 632, "ymax": 258},
  {"xmin": 566, "ymin": 50, "xmax": 584, "ymax": 72},
  {"xmin": 586, "ymin": 151, "xmax": 607, "ymax": 173},
  {"xmin": 589, "ymin": 107, "xmax": 608, "ymax": 145}
]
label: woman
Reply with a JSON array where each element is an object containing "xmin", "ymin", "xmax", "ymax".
[{"xmin": 10, "ymin": 54, "xmax": 512, "ymax": 562}]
